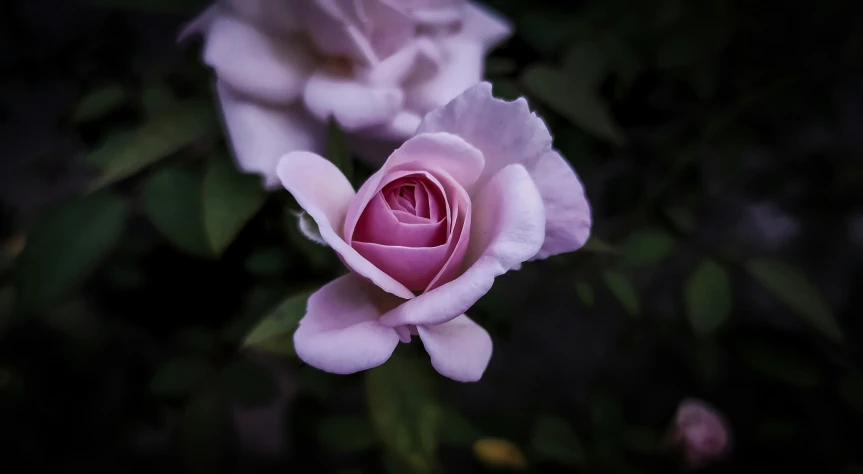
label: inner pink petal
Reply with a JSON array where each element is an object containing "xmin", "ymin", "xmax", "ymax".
[
  {"xmin": 353, "ymin": 241, "xmax": 450, "ymax": 291},
  {"xmin": 411, "ymin": 183, "xmax": 430, "ymax": 219},
  {"xmin": 353, "ymin": 193, "xmax": 446, "ymax": 247},
  {"xmin": 392, "ymin": 210, "xmax": 428, "ymax": 224}
]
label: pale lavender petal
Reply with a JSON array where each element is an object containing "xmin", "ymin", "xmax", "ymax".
[
  {"xmin": 378, "ymin": 164, "xmax": 545, "ymax": 326},
  {"xmin": 221, "ymin": 0, "xmax": 301, "ymax": 36},
  {"xmin": 200, "ymin": 12, "xmax": 316, "ymax": 106},
  {"xmin": 417, "ymin": 314, "xmax": 492, "ymax": 382},
  {"xmin": 303, "ymin": 69, "xmax": 404, "ymax": 131},
  {"xmin": 277, "ymin": 152, "xmax": 415, "ymax": 300},
  {"xmin": 294, "ymin": 274, "xmax": 400, "ymax": 374},
  {"xmin": 526, "ymin": 150, "xmax": 592, "ymax": 259},
  {"xmin": 384, "ymin": 132, "xmax": 485, "ymax": 189},
  {"xmin": 405, "ymin": 38, "xmax": 484, "ymax": 114},
  {"xmin": 460, "ymin": 2, "xmax": 512, "ymax": 51},
  {"xmin": 417, "ymin": 82, "xmax": 553, "ymax": 185},
  {"xmin": 217, "ymin": 81, "xmax": 325, "ymax": 189},
  {"xmin": 300, "ymin": 0, "xmax": 377, "ymax": 63}
]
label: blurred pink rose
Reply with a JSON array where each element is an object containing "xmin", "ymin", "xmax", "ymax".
[
  {"xmin": 665, "ymin": 398, "xmax": 732, "ymax": 470},
  {"xmin": 277, "ymin": 83, "xmax": 591, "ymax": 381},
  {"xmin": 180, "ymin": 0, "xmax": 511, "ymax": 188}
]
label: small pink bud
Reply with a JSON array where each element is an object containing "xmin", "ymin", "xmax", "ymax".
[{"xmin": 664, "ymin": 398, "xmax": 731, "ymax": 471}]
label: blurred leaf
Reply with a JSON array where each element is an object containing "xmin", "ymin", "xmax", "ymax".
[
  {"xmin": 150, "ymin": 356, "xmax": 214, "ymax": 398},
  {"xmin": 745, "ymin": 259, "xmax": 842, "ymax": 344},
  {"xmin": 317, "ymin": 415, "xmax": 378, "ymax": 453},
  {"xmin": 284, "ymin": 210, "xmax": 339, "ymax": 272},
  {"xmin": 219, "ymin": 358, "xmax": 278, "ymax": 407},
  {"xmin": 622, "ymin": 426, "xmax": 658, "ymax": 454},
  {"xmin": 87, "ymin": 100, "xmax": 217, "ymax": 191},
  {"xmin": 142, "ymin": 81, "xmax": 175, "ymax": 115},
  {"xmin": 602, "ymin": 271, "xmax": 640, "ymax": 316},
  {"xmin": 176, "ymin": 327, "xmax": 218, "ymax": 354},
  {"xmin": 71, "ymin": 83, "xmax": 126, "ymax": 123},
  {"xmin": 663, "ymin": 206, "xmax": 696, "ymax": 233},
  {"xmin": 439, "ymin": 407, "xmax": 480, "ymax": 447},
  {"xmin": 530, "ymin": 415, "xmax": 586, "ymax": 467},
  {"xmin": 366, "ymin": 356, "xmax": 441, "ymax": 474},
  {"xmin": 582, "ymin": 235, "xmax": 618, "ymax": 254},
  {"xmin": 837, "ymin": 374, "xmax": 863, "ymax": 414},
  {"xmin": 589, "ymin": 389, "xmax": 624, "ymax": 444},
  {"xmin": 561, "ymin": 41, "xmax": 608, "ymax": 89},
  {"xmin": 492, "ymin": 79, "xmax": 522, "ymax": 101},
  {"xmin": 244, "ymin": 247, "xmax": 288, "ymax": 277},
  {"xmin": 243, "ymin": 290, "xmax": 314, "ymax": 357},
  {"xmin": 473, "ymin": 438, "xmax": 528, "ymax": 471},
  {"xmin": 17, "ymin": 192, "xmax": 129, "ymax": 312},
  {"xmin": 202, "ymin": 156, "xmax": 266, "ymax": 254},
  {"xmin": 328, "ymin": 120, "xmax": 353, "ymax": 182},
  {"xmin": 519, "ymin": 10, "xmax": 588, "ymax": 57},
  {"xmin": 690, "ymin": 338, "xmax": 722, "ymax": 385},
  {"xmin": 142, "ymin": 164, "xmax": 213, "ymax": 258},
  {"xmin": 486, "ymin": 57, "xmax": 518, "ymax": 76},
  {"xmin": 620, "ymin": 229, "xmax": 675, "ymax": 267},
  {"xmin": 522, "ymin": 65, "xmax": 624, "ymax": 145},
  {"xmin": 575, "ymin": 281, "xmax": 595, "ymax": 307},
  {"xmin": 299, "ymin": 366, "xmax": 337, "ymax": 401},
  {"xmin": 684, "ymin": 259, "xmax": 733, "ymax": 336},
  {"xmin": 0, "ymin": 286, "xmax": 14, "ymax": 335},
  {"xmin": 86, "ymin": 0, "xmax": 208, "ymax": 13},
  {"xmin": 178, "ymin": 390, "xmax": 235, "ymax": 474},
  {"xmin": 45, "ymin": 299, "xmax": 104, "ymax": 349},
  {"xmin": 738, "ymin": 341, "xmax": 820, "ymax": 387}
]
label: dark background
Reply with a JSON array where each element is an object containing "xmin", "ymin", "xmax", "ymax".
[{"xmin": 1, "ymin": 0, "xmax": 862, "ymax": 473}]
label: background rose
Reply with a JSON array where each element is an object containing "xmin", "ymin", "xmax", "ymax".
[
  {"xmin": 277, "ymin": 83, "xmax": 591, "ymax": 382},
  {"xmin": 181, "ymin": 0, "xmax": 511, "ymax": 189},
  {"xmin": 665, "ymin": 399, "xmax": 732, "ymax": 470}
]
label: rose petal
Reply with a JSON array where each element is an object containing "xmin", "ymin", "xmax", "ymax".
[
  {"xmin": 405, "ymin": 38, "xmax": 484, "ymax": 115},
  {"xmin": 385, "ymin": 133, "xmax": 485, "ymax": 189},
  {"xmin": 353, "ymin": 193, "xmax": 446, "ymax": 247},
  {"xmin": 303, "ymin": 69, "xmax": 405, "ymax": 131},
  {"xmin": 294, "ymin": 274, "xmax": 401, "ymax": 374},
  {"xmin": 200, "ymin": 12, "xmax": 316, "ymax": 106},
  {"xmin": 417, "ymin": 314, "xmax": 492, "ymax": 382},
  {"xmin": 379, "ymin": 164, "xmax": 545, "ymax": 326},
  {"xmin": 278, "ymin": 152, "xmax": 415, "ymax": 300},
  {"xmin": 221, "ymin": 0, "xmax": 301, "ymax": 37},
  {"xmin": 526, "ymin": 150, "xmax": 592, "ymax": 259},
  {"xmin": 217, "ymin": 81, "xmax": 325, "ymax": 189},
  {"xmin": 300, "ymin": 0, "xmax": 378, "ymax": 63},
  {"xmin": 353, "ymin": 241, "xmax": 451, "ymax": 290},
  {"xmin": 460, "ymin": 2, "xmax": 513, "ymax": 51},
  {"xmin": 417, "ymin": 82, "xmax": 553, "ymax": 185}
]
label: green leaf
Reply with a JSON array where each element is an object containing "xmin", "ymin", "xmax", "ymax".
[
  {"xmin": 150, "ymin": 356, "xmax": 214, "ymax": 397},
  {"xmin": 738, "ymin": 341, "xmax": 820, "ymax": 387},
  {"xmin": 219, "ymin": 359, "xmax": 278, "ymax": 407},
  {"xmin": 202, "ymin": 156, "xmax": 266, "ymax": 254},
  {"xmin": 175, "ymin": 327, "xmax": 218, "ymax": 354},
  {"xmin": 71, "ymin": 84, "xmax": 127, "ymax": 123},
  {"xmin": 589, "ymin": 389, "xmax": 624, "ymax": 444},
  {"xmin": 142, "ymin": 164, "xmax": 213, "ymax": 258},
  {"xmin": 317, "ymin": 415, "xmax": 378, "ymax": 453},
  {"xmin": 561, "ymin": 41, "xmax": 608, "ymax": 89},
  {"xmin": 602, "ymin": 270, "xmax": 640, "ymax": 316},
  {"xmin": 620, "ymin": 229, "xmax": 675, "ymax": 267},
  {"xmin": 178, "ymin": 390, "xmax": 235, "ymax": 474},
  {"xmin": 86, "ymin": 100, "xmax": 217, "ymax": 191},
  {"xmin": 485, "ymin": 57, "xmax": 518, "ymax": 76},
  {"xmin": 491, "ymin": 79, "xmax": 522, "ymax": 101},
  {"xmin": 530, "ymin": 415, "xmax": 586, "ymax": 466},
  {"xmin": 575, "ymin": 281, "xmax": 595, "ymax": 307},
  {"xmin": 684, "ymin": 259, "xmax": 733, "ymax": 336},
  {"xmin": 366, "ymin": 356, "xmax": 441, "ymax": 474},
  {"xmin": 243, "ymin": 290, "xmax": 314, "ymax": 356},
  {"xmin": 582, "ymin": 235, "xmax": 618, "ymax": 254},
  {"xmin": 837, "ymin": 374, "xmax": 863, "ymax": 414},
  {"xmin": 621, "ymin": 426, "xmax": 658, "ymax": 454},
  {"xmin": 521, "ymin": 65, "xmax": 624, "ymax": 145},
  {"xmin": 663, "ymin": 206, "xmax": 696, "ymax": 233},
  {"xmin": 439, "ymin": 408, "xmax": 480, "ymax": 447},
  {"xmin": 328, "ymin": 120, "xmax": 353, "ymax": 183},
  {"xmin": 518, "ymin": 10, "xmax": 588, "ymax": 57},
  {"xmin": 244, "ymin": 247, "xmax": 289, "ymax": 277},
  {"xmin": 16, "ymin": 192, "xmax": 129, "ymax": 312},
  {"xmin": 745, "ymin": 259, "xmax": 842, "ymax": 343}
]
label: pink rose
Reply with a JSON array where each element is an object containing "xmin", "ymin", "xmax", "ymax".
[
  {"xmin": 180, "ymin": 0, "xmax": 511, "ymax": 188},
  {"xmin": 278, "ymin": 83, "xmax": 592, "ymax": 382},
  {"xmin": 665, "ymin": 398, "xmax": 732, "ymax": 470}
]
